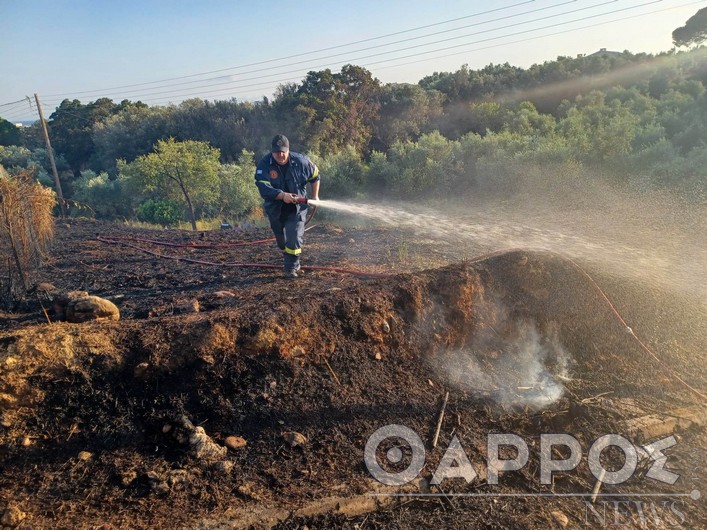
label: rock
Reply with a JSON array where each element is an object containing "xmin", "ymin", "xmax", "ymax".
[
  {"xmin": 53, "ymin": 290, "xmax": 88, "ymax": 320},
  {"xmin": 145, "ymin": 471, "xmax": 162, "ymax": 482},
  {"xmin": 66, "ymin": 295, "xmax": 120, "ymax": 323},
  {"xmin": 1, "ymin": 505, "xmax": 26, "ymax": 527},
  {"xmin": 551, "ymin": 510, "xmax": 569, "ymax": 528},
  {"xmin": 174, "ymin": 298, "xmax": 200, "ymax": 314},
  {"xmin": 133, "ymin": 362, "xmax": 150, "ymax": 378},
  {"xmin": 119, "ymin": 470, "xmax": 137, "ymax": 487},
  {"xmin": 225, "ymin": 435, "xmax": 247, "ymax": 450},
  {"xmin": 34, "ymin": 282, "xmax": 57, "ymax": 293},
  {"xmin": 166, "ymin": 469, "xmax": 189, "ymax": 487},
  {"xmin": 151, "ymin": 481, "xmax": 170, "ymax": 496},
  {"xmin": 282, "ymin": 431, "xmax": 307, "ymax": 447},
  {"xmin": 374, "ymin": 351, "xmax": 382, "ymax": 361},
  {"xmin": 189, "ymin": 426, "xmax": 227, "ymax": 461},
  {"xmin": 211, "ymin": 460, "xmax": 234, "ymax": 474},
  {"xmin": 237, "ymin": 482, "xmax": 269, "ymax": 501},
  {"xmin": 146, "ymin": 471, "xmax": 170, "ymax": 495},
  {"xmin": 4, "ymin": 356, "xmax": 18, "ymax": 368},
  {"xmin": 162, "ymin": 424, "xmax": 172, "ymax": 434},
  {"xmin": 21, "ymin": 436, "xmax": 31, "ymax": 447},
  {"xmin": 381, "ymin": 321, "xmax": 390, "ymax": 333},
  {"xmin": 0, "ymin": 393, "xmax": 18, "ymax": 408},
  {"xmin": 214, "ymin": 290, "xmax": 236, "ymax": 298},
  {"xmin": 78, "ymin": 451, "xmax": 93, "ymax": 461}
]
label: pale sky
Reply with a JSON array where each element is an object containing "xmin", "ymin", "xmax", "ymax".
[{"xmin": 1, "ymin": 0, "xmax": 704, "ymax": 121}]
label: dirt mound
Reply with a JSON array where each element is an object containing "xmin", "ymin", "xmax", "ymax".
[{"xmin": 0, "ymin": 221, "xmax": 705, "ymax": 529}]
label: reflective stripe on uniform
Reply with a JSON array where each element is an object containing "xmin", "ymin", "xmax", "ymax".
[
  {"xmin": 307, "ymin": 164, "xmax": 319, "ymax": 181},
  {"xmin": 284, "ymin": 246, "xmax": 302, "ymax": 255}
]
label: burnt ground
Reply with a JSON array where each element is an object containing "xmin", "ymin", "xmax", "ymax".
[{"xmin": 0, "ymin": 218, "xmax": 705, "ymax": 529}]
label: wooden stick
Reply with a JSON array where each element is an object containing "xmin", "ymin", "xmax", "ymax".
[
  {"xmin": 323, "ymin": 358, "xmax": 341, "ymax": 386},
  {"xmin": 591, "ymin": 468, "xmax": 607, "ymax": 503},
  {"xmin": 581, "ymin": 391, "xmax": 614, "ymax": 404},
  {"xmin": 36, "ymin": 293, "xmax": 52, "ymax": 325},
  {"xmin": 432, "ymin": 391, "xmax": 449, "ymax": 448}
]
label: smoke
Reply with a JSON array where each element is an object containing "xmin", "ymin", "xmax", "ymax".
[{"xmin": 431, "ymin": 317, "xmax": 571, "ymax": 411}]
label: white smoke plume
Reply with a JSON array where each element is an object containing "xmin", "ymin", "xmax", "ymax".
[{"xmin": 433, "ymin": 318, "xmax": 571, "ymax": 411}]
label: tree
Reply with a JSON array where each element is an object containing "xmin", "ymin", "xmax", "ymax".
[
  {"xmin": 273, "ymin": 65, "xmax": 382, "ymax": 156},
  {"xmin": 673, "ymin": 7, "xmax": 707, "ymax": 47},
  {"xmin": 50, "ymin": 98, "xmax": 146, "ymax": 177},
  {"xmin": 0, "ymin": 145, "xmax": 51, "ymax": 185},
  {"xmin": 119, "ymin": 138, "xmax": 221, "ymax": 230},
  {"xmin": 373, "ymin": 83, "xmax": 444, "ymax": 149},
  {"xmin": 0, "ymin": 118, "xmax": 20, "ymax": 146},
  {"xmin": 93, "ymin": 104, "xmax": 172, "ymax": 175},
  {"xmin": 71, "ymin": 170, "xmax": 130, "ymax": 219}
]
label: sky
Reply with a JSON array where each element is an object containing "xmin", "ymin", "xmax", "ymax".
[{"xmin": 1, "ymin": 0, "xmax": 704, "ymax": 122}]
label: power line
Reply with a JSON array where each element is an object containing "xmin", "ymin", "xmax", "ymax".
[
  {"xmin": 39, "ymin": 0, "xmax": 574, "ymax": 102},
  {"xmin": 373, "ymin": 1, "xmax": 704, "ymax": 73},
  {"xmin": 0, "ymin": 105, "xmax": 37, "ymax": 119},
  {"xmin": 41, "ymin": 0, "xmax": 652, "ymax": 106},
  {"xmin": 40, "ymin": 0, "xmax": 535, "ymax": 97},
  {"xmin": 139, "ymin": 0, "xmax": 697, "ymax": 107},
  {"xmin": 13, "ymin": 0, "xmax": 697, "ymax": 113},
  {"xmin": 60, "ymin": 0, "xmax": 662, "ymax": 106},
  {"xmin": 0, "ymin": 97, "xmax": 31, "ymax": 108}
]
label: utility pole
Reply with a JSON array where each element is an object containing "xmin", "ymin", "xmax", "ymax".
[{"xmin": 34, "ymin": 93, "xmax": 65, "ymax": 217}]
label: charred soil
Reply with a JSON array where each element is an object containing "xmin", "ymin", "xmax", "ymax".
[{"xmin": 1, "ymin": 219, "xmax": 705, "ymax": 529}]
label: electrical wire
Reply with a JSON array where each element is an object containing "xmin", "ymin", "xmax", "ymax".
[
  {"xmin": 5, "ymin": 1, "xmax": 699, "ymax": 114},
  {"xmin": 38, "ymin": 1, "xmax": 576, "ymax": 102},
  {"xmin": 41, "ymin": 0, "xmax": 667, "ymax": 108},
  {"xmin": 372, "ymin": 1, "xmax": 704, "ymax": 73},
  {"xmin": 40, "ymin": 1, "xmax": 537, "ymax": 97},
  {"xmin": 0, "ymin": 98, "xmax": 30, "ymax": 108},
  {"xmin": 40, "ymin": 0, "xmax": 623, "ymax": 104}
]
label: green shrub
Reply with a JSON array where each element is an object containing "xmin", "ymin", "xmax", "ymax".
[{"xmin": 136, "ymin": 198, "xmax": 184, "ymax": 226}]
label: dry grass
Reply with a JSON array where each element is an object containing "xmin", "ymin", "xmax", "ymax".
[{"xmin": 0, "ymin": 165, "xmax": 56, "ymax": 308}]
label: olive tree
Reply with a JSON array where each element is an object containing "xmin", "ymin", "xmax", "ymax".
[{"xmin": 119, "ymin": 138, "xmax": 221, "ymax": 230}]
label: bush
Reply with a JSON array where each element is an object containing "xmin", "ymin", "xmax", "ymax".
[
  {"xmin": 215, "ymin": 150, "xmax": 261, "ymax": 220},
  {"xmin": 385, "ymin": 131, "xmax": 459, "ymax": 197},
  {"xmin": 71, "ymin": 170, "xmax": 130, "ymax": 219},
  {"xmin": 318, "ymin": 146, "xmax": 368, "ymax": 198},
  {"xmin": 136, "ymin": 198, "xmax": 184, "ymax": 226}
]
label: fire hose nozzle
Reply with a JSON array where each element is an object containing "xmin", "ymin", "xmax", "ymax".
[{"xmin": 295, "ymin": 197, "xmax": 309, "ymax": 204}]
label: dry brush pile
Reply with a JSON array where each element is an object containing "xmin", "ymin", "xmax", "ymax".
[{"xmin": 0, "ymin": 165, "xmax": 55, "ymax": 309}]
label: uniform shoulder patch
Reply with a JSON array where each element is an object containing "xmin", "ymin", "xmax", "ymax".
[
  {"xmin": 256, "ymin": 169, "xmax": 263, "ymax": 174},
  {"xmin": 269, "ymin": 170, "xmax": 278, "ymax": 179}
]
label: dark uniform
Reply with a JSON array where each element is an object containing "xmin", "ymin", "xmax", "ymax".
[{"xmin": 254, "ymin": 151, "xmax": 319, "ymax": 273}]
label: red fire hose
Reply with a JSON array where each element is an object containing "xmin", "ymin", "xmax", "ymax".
[{"xmin": 96, "ymin": 235, "xmax": 394, "ymax": 278}]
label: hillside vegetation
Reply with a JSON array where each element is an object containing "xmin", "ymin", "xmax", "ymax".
[{"xmin": 1, "ymin": 47, "xmax": 706, "ymax": 226}]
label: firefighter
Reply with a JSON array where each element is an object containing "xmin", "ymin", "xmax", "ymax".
[{"xmin": 254, "ymin": 135, "xmax": 320, "ymax": 278}]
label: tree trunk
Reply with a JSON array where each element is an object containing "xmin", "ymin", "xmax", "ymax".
[
  {"xmin": 178, "ymin": 181, "xmax": 197, "ymax": 231},
  {"xmin": 6, "ymin": 225, "xmax": 28, "ymax": 290}
]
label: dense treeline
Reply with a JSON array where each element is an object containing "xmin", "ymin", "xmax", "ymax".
[{"xmin": 1, "ymin": 46, "xmax": 706, "ymax": 226}]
